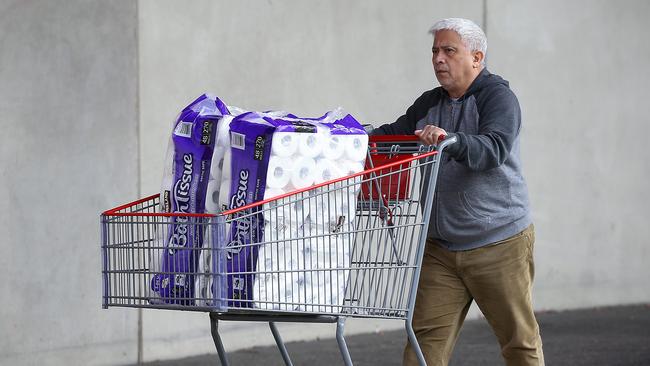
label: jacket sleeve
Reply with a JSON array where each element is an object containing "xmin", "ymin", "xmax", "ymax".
[
  {"xmin": 445, "ymin": 85, "xmax": 521, "ymax": 171},
  {"xmin": 371, "ymin": 91, "xmax": 431, "ymax": 135}
]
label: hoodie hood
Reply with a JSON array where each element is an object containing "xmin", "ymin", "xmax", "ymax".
[{"xmin": 462, "ymin": 68, "xmax": 509, "ymax": 98}]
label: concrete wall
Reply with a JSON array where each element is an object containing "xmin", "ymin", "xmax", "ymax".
[
  {"xmin": 0, "ymin": 1, "xmax": 139, "ymax": 365},
  {"xmin": 487, "ymin": 0, "xmax": 650, "ymax": 308},
  {"xmin": 1, "ymin": 0, "xmax": 649, "ymax": 365}
]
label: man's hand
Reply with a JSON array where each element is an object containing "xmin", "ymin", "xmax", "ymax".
[{"xmin": 415, "ymin": 125, "xmax": 447, "ymax": 146}]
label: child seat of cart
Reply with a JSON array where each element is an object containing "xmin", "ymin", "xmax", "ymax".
[{"xmin": 362, "ymin": 136, "xmax": 421, "ymax": 201}]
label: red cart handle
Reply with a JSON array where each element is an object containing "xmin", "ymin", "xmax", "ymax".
[{"xmin": 369, "ymin": 133, "xmax": 446, "ymax": 144}]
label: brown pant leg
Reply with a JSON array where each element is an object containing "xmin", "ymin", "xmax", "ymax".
[
  {"xmin": 403, "ymin": 241, "xmax": 473, "ymax": 366},
  {"xmin": 461, "ymin": 225, "xmax": 544, "ymax": 366}
]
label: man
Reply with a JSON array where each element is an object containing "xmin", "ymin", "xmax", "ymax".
[{"xmin": 372, "ymin": 18, "xmax": 544, "ymax": 365}]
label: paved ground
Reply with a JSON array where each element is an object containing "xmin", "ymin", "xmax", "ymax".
[{"xmin": 141, "ymin": 304, "xmax": 650, "ymax": 365}]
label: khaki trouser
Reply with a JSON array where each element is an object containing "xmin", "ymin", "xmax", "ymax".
[{"xmin": 403, "ymin": 224, "xmax": 544, "ymax": 366}]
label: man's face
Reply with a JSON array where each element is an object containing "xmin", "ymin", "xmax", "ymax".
[{"xmin": 431, "ymin": 30, "xmax": 481, "ymax": 97}]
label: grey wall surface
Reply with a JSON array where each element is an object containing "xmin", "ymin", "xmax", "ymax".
[
  {"xmin": 2, "ymin": 0, "xmax": 649, "ymax": 365},
  {"xmin": 486, "ymin": 0, "xmax": 650, "ymax": 308},
  {"xmin": 0, "ymin": 1, "xmax": 139, "ymax": 365}
]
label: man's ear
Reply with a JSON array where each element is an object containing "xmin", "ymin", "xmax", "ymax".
[{"xmin": 473, "ymin": 50, "xmax": 485, "ymax": 66}]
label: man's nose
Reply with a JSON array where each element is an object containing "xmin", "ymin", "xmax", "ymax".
[{"xmin": 433, "ymin": 53, "xmax": 445, "ymax": 64}]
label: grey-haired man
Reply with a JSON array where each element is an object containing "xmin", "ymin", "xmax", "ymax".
[{"xmin": 372, "ymin": 18, "xmax": 544, "ymax": 366}]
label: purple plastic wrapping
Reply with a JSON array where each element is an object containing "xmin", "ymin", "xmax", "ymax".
[
  {"xmin": 224, "ymin": 112, "xmax": 276, "ymax": 306},
  {"xmin": 151, "ymin": 94, "xmax": 229, "ymax": 305}
]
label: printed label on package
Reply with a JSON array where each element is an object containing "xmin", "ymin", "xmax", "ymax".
[{"xmin": 200, "ymin": 120, "xmax": 213, "ymax": 145}]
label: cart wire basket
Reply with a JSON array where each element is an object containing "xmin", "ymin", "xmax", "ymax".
[{"xmin": 101, "ymin": 135, "xmax": 456, "ymax": 366}]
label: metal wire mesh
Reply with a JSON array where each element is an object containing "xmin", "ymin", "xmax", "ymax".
[{"xmin": 101, "ymin": 144, "xmax": 440, "ymax": 319}]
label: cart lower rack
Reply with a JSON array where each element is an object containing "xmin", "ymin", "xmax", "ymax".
[{"xmin": 101, "ymin": 135, "xmax": 456, "ymax": 365}]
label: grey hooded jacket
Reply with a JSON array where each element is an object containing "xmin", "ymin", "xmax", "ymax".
[{"xmin": 373, "ymin": 69, "xmax": 531, "ymax": 251}]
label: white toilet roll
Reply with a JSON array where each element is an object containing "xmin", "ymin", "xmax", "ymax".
[
  {"xmin": 266, "ymin": 156, "xmax": 293, "ymax": 189},
  {"xmin": 209, "ymin": 160, "xmax": 222, "ymax": 182},
  {"xmin": 290, "ymin": 156, "xmax": 317, "ymax": 189},
  {"xmin": 219, "ymin": 179, "xmax": 232, "ymax": 211},
  {"xmin": 301, "ymin": 236, "xmax": 350, "ymax": 312},
  {"xmin": 205, "ymin": 179, "xmax": 221, "ymax": 213},
  {"xmin": 254, "ymin": 240, "xmax": 309, "ymax": 310},
  {"xmin": 271, "ymin": 132, "xmax": 299, "ymax": 157},
  {"xmin": 263, "ymin": 188, "xmax": 289, "ymax": 219},
  {"xmin": 344, "ymin": 134, "xmax": 369, "ymax": 161},
  {"xmin": 195, "ymin": 246, "xmax": 215, "ymax": 306},
  {"xmin": 313, "ymin": 158, "xmax": 343, "ymax": 185},
  {"xmin": 338, "ymin": 159, "xmax": 365, "ymax": 193},
  {"xmin": 309, "ymin": 191, "xmax": 358, "ymax": 231},
  {"xmin": 341, "ymin": 159, "xmax": 365, "ymax": 176},
  {"xmin": 221, "ymin": 150, "xmax": 232, "ymax": 180},
  {"xmin": 217, "ymin": 115, "xmax": 233, "ymax": 147},
  {"xmin": 321, "ymin": 134, "xmax": 345, "ymax": 160},
  {"xmin": 297, "ymin": 132, "xmax": 324, "ymax": 158},
  {"xmin": 263, "ymin": 187, "xmax": 285, "ymax": 201}
]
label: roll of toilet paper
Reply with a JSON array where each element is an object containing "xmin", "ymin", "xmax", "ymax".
[
  {"xmin": 263, "ymin": 188, "xmax": 290, "ymax": 220},
  {"xmin": 219, "ymin": 179, "xmax": 232, "ymax": 211},
  {"xmin": 263, "ymin": 187, "xmax": 285, "ymax": 201},
  {"xmin": 194, "ymin": 246, "xmax": 214, "ymax": 306},
  {"xmin": 301, "ymin": 238, "xmax": 350, "ymax": 312},
  {"xmin": 344, "ymin": 134, "xmax": 369, "ymax": 161},
  {"xmin": 290, "ymin": 156, "xmax": 317, "ymax": 189},
  {"xmin": 341, "ymin": 159, "xmax": 365, "ymax": 176},
  {"xmin": 339, "ymin": 159, "xmax": 365, "ymax": 193},
  {"xmin": 313, "ymin": 158, "xmax": 343, "ymax": 185},
  {"xmin": 321, "ymin": 134, "xmax": 345, "ymax": 160},
  {"xmin": 254, "ymin": 242, "xmax": 306, "ymax": 299},
  {"xmin": 205, "ymin": 179, "xmax": 221, "ymax": 214},
  {"xmin": 309, "ymin": 192, "xmax": 357, "ymax": 231},
  {"xmin": 209, "ymin": 160, "xmax": 222, "ymax": 182},
  {"xmin": 217, "ymin": 115, "xmax": 233, "ymax": 147},
  {"xmin": 266, "ymin": 156, "xmax": 293, "ymax": 189},
  {"xmin": 271, "ymin": 132, "xmax": 299, "ymax": 157},
  {"xmin": 221, "ymin": 150, "xmax": 232, "ymax": 180},
  {"xmin": 297, "ymin": 132, "xmax": 324, "ymax": 158},
  {"xmin": 210, "ymin": 145, "xmax": 229, "ymax": 181}
]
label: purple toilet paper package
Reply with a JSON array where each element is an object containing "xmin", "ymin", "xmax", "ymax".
[
  {"xmin": 222, "ymin": 111, "xmax": 365, "ymax": 307},
  {"xmin": 151, "ymin": 94, "xmax": 229, "ymax": 305},
  {"xmin": 222, "ymin": 112, "xmax": 277, "ymax": 307}
]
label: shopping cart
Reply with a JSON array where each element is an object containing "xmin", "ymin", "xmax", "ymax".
[{"xmin": 101, "ymin": 134, "xmax": 456, "ymax": 366}]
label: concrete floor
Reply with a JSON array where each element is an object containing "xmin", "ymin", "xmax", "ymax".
[{"xmin": 139, "ymin": 304, "xmax": 650, "ymax": 365}]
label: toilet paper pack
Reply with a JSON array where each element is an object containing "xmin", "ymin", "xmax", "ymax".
[
  {"xmin": 194, "ymin": 108, "xmax": 295, "ymax": 308},
  {"xmin": 151, "ymin": 94, "xmax": 229, "ymax": 305},
  {"xmin": 230, "ymin": 110, "xmax": 368, "ymax": 311},
  {"xmin": 223, "ymin": 111, "xmax": 311, "ymax": 306}
]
